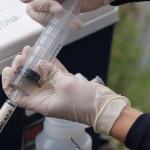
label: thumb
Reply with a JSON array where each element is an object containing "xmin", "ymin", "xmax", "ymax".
[
  {"xmin": 37, "ymin": 60, "xmax": 59, "ymax": 82},
  {"xmin": 2, "ymin": 67, "xmax": 15, "ymax": 91},
  {"xmin": 37, "ymin": 60, "xmax": 74, "ymax": 94}
]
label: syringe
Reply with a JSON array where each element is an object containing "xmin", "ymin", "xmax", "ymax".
[{"xmin": 0, "ymin": 0, "xmax": 80, "ymax": 133}]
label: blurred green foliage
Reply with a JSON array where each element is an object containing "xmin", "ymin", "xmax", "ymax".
[{"xmin": 108, "ymin": 4, "xmax": 150, "ymax": 111}]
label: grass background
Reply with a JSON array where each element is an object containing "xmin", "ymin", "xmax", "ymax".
[
  {"xmin": 109, "ymin": 3, "xmax": 150, "ymax": 113},
  {"xmin": 107, "ymin": 3, "xmax": 150, "ymax": 149}
]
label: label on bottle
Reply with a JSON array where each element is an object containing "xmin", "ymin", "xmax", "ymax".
[{"xmin": 0, "ymin": 102, "xmax": 16, "ymax": 131}]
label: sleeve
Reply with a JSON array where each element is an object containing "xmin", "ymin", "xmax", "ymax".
[
  {"xmin": 111, "ymin": 0, "xmax": 149, "ymax": 6},
  {"xmin": 125, "ymin": 114, "xmax": 150, "ymax": 150}
]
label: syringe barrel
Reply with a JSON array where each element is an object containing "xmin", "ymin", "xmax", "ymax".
[{"xmin": 12, "ymin": 6, "xmax": 78, "ymax": 96}]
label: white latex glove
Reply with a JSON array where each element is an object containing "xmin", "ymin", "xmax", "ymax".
[
  {"xmin": 23, "ymin": 0, "xmax": 63, "ymax": 27},
  {"xmin": 20, "ymin": 0, "xmax": 110, "ymax": 27},
  {"xmin": 2, "ymin": 46, "xmax": 130, "ymax": 134}
]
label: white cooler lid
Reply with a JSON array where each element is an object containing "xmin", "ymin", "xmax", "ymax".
[{"xmin": 0, "ymin": 0, "xmax": 118, "ymax": 73}]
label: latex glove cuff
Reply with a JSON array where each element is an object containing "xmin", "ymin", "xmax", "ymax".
[{"xmin": 93, "ymin": 91, "xmax": 130, "ymax": 135}]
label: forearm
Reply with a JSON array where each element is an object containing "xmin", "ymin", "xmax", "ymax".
[{"xmin": 110, "ymin": 106, "xmax": 143, "ymax": 143}]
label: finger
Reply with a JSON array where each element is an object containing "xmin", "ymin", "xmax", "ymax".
[
  {"xmin": 30, "ymin": 0, "xmax": 63, "ymax": 13},
  {"xmin": 27, "ymin": 0, "xmax": 63, "ymax": 26},
  {"xmin": 37, "ymin": 60, "xmax": 74, "ymax": 93},
  {"xmin": 22, "ymin": 46, "xmax": 32, "ymax": 58},
  {"xmin": 51, "ymin": 58, "xmax": 68, "ymax": 73},
  {"xmin": 2, "ymin": 67, "xmax": 15, "ymax": 90},
  {"xmin": 27, "ymin": 5, "xmax": 52, "ymax": 26},
  {"xmin": 11, "ymin": 46, "xmax": 32, "ymax": 71},
  {"xmin": 11, "ymin": 55, "xmax": 25, "ymax": 72},
  {"xmin": 37, "ymin": 60, "xmax": 58, "ymax": 81},
  {"xmin": 49, "ymin": 0, "xmax": 63, "ymax": 14}
]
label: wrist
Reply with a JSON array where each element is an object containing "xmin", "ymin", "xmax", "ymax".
[{"xmin": 110, "ymin": 106, "xmax": 143, "ymax": 143}]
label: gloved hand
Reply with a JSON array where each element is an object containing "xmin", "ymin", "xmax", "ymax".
[
  {"xmin": 20, "ymin": 0, "xmax": 111, "ymax": 27},
  {"xmin": 2, "ymin": 46, "xmax": 130, "ymax": 135},
  {"xmin": 22, "ymin": 0, "xmax": 63, "ymax": 27}
]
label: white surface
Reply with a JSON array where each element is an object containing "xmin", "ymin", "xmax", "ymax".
[{"xmin": 0, "ymin": 0, "xmax": 118, "ymax": 72}]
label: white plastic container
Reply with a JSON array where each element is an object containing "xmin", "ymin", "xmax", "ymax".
[{"xmin": 35, "ymin": 118, "xmax": 92, "ymax": 150}]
